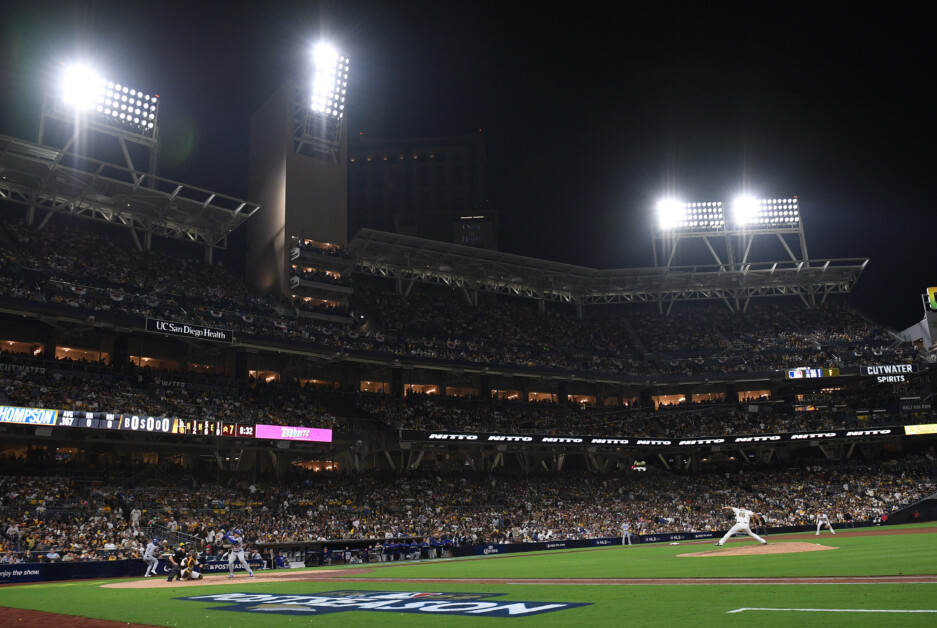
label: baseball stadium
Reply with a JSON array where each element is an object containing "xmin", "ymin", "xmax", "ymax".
[{"xmin": 0, "ymin": 4, "xmax": 936, "ymax": 627}]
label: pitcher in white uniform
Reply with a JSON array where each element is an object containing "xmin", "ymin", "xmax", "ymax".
[{"xmin": 715, "ymin": 506, "xmax": 768, "ymax": 546}]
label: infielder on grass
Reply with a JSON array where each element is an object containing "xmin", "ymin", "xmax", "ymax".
[
  {"xmin": 715, "ymin": 505, "xmax": 768, "ymax": 546},
  {"xmin": 816, "ymin": 512, "xmax": 836, "ymax": 535}
]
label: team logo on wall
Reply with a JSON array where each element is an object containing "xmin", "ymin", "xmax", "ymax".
[{"xmin": 181, "ymin": 590, "xmax": 589, "ymax": 617}]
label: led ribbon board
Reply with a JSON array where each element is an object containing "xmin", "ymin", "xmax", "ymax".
[{"xmin": 255, "ymin": 424, "xmax": 332, "ymax": 442}]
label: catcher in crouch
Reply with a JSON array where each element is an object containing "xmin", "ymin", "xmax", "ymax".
[{"xmin": 180, "ymin": 550, "xmax": 205, "ymax": 580}]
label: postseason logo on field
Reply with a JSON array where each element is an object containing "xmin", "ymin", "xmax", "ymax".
[{"xmin": 181, "ymin": 590, "xmax": 589, "ymax": 618}]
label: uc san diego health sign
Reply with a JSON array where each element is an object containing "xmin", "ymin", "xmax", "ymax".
[{"xmin": 146, "ymin": 318, "xmax": 232, "ymax": 343}]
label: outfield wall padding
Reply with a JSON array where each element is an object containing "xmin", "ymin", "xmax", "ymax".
[{"xmin": 0, "ymin": 558, "xmax": 265, "ymax": 585}]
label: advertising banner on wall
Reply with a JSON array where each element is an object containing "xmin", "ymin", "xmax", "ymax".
[
  {"xmin": 146, "ymin": 318, "xmax": 232, "ymax": 343},
  {"xmin": 255, "ymin": 424, "xmax": 332, "ymax": 443}
]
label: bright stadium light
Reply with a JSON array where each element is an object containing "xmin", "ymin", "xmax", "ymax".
[
  {"xmin": 686, "ymin": 202, "xmax": 725, "ymax": 230},
  {"xmin": 731, "ymin": 196, "xmax": 799, "ymax": 228},
  {"xmin": 657, "ymin": 199, "xmax": 724, "ymax": 231},
  {"xmin": 310, "ymin": 42, "xmax": 349, "ymax": 120},
  {"xmin": 732, "ymin": 195, "xmax": 760, "ymax": 226},
  {"xmin": 59, "ymin": 63, "xmax": 159, "ymax": 134},
  {"xmin": 656, "ymin": 199, "xmax": 685, "ymax": 231},
  {"xmin": 62, "ymin": 64, "xmax": 106, "ymax": 110}
]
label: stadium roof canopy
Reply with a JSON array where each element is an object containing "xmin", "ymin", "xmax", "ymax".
[
  {"xmin": 0, "ymin": 134, "xmax": 259, "ymax": 258},
  {"xmin": 349, "ymin": 228, "xmax": 869, "ymax": 311}
]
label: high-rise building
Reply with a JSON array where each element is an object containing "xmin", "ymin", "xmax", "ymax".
[{"xmin": 348, "ymin": 133, "xmax": 496, "ymax": 249}]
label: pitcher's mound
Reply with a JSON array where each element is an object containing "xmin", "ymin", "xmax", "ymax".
[{"xmin": 679, "ymin": 542, "xmax": 837, "ymax": 557}]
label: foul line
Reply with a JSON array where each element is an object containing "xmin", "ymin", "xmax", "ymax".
[{"xmin": 728, "ymin": 607, "xmax": 937, "ymax": 614}]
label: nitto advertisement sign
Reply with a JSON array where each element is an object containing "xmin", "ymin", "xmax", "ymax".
[
  {"xmin": 402, "ymin": 428, "xmax": 898, "ymax": 449},
  {"xmin": 146, "ymin": 318, "xmax": 232, "ymax": 343},
  {"xmin": 182, "ymin": 590, "xmax": 589, "ymax": 618}
]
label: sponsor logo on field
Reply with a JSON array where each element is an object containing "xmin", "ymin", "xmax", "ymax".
[{"xmin": 181, "ymin": 590, "xmax": 589, "ymax": 618}]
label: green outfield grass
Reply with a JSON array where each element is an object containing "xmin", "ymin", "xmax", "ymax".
[
  {"xmin": 357, "ymin": 528, "xmax": 937, "ymax": 579},
  {"xmin": 362, "ymin": 532, "xmax": 937, "ymax": 578},
  {"xmin": 0, "ymin": 526, "xmax": 935, "ymax": 627}
]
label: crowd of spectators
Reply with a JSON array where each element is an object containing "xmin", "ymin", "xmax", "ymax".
[
  {"xmin": 0, "ymin": 218, "xmax": 923, "ymax": 381},
  {"xmin": 294, "ymin": 299, "xmax": 350, "ymax": 319},
  {"xmin": 0, "ymin": 356, "xmax": 361, "ymax": 432},
  {"xmin": 0, "ymin": 454, "xmax": 933, "ymax": 563},
  {"xmin": 2, "ymin": 174, "xmax": 935, "ymax": 577},
  {"xmin": 366, "ymin": 394, "xmax": 936, "ymax": 436},
  {"xmin": 1, "ymin": 351, "xmax": 933, "ymax": 437},
  {"xmin": 293, "ymin": 239, "xmax": 353, "ymax": 259},
  {"xmin": 291, "ymin": 266, "xmax": 352, "ymax": 287}
]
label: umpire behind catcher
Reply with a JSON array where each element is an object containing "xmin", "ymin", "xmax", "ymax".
[
  {"xmin": 166, "ymin": 543, "xmax": 187, "ymax": 582},
  {"xmin": 754, "ymin": 512, "xmax": 768, "ymax": 537}
]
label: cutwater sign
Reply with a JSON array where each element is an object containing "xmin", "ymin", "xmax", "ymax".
[{"xmin": 181, "ymin": 590, "xmax": 588, "ymax": 618}]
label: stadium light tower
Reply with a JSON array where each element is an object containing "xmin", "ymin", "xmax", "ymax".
[
  {"xmin": 2, "ymin": 61, "xmax": 257, "ymax": 262},
  {"xmin": 39, "ymin": 62, "xmax": 161, "ymax": 179},
  {"xmin": 247, "ymin": 40, "xmax": 352, "ymax": 296},
  {"xmin": 653, "ymin": 194, "xmax": 806, "ymax": 268},
  {"xmin": 293, "ymin": 42, "xmax": 350, "ymax": 161},
  {"xmin": 651, "ymin": 193, "xmax": 818, "ymax": 310},
  {"xmin": 730, "ymin": 196, "xmax": 800, "ymax": 229},
  {"xmin": 655, "ymin": 199, "xmax": 725, "ymax": 232},
  {"xmin": 310, "ymin": 43, "xmax": 348, "ymax": 119}
]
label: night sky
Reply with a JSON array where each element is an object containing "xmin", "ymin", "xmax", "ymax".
[{"xmin": 0, "ymin": 1, "xmax": 934, "ymax": 329}]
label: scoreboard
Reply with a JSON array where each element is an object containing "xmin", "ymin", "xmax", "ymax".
[
  {"xmin": 2, "ymin": 407, "xmax": 325, "ymax": 442},
  {"xmin": 785, "ymin": 367, "xmax": 839, "ymax": 379},
  {"xmin": 56, "ymin": 411, "xmax": 253, "ymax": 436},
  {"xmin": 45, "ymin": 411, "xmax": 274, "ymax": 440},
  {"xmin": 58, "ymin": 412, "xmax": 122, "ymax": 430}
]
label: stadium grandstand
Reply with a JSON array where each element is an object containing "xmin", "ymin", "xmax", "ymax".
[{"xmin": 0, "ymin": 42, "xmax": 934, "ymax": 577}]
